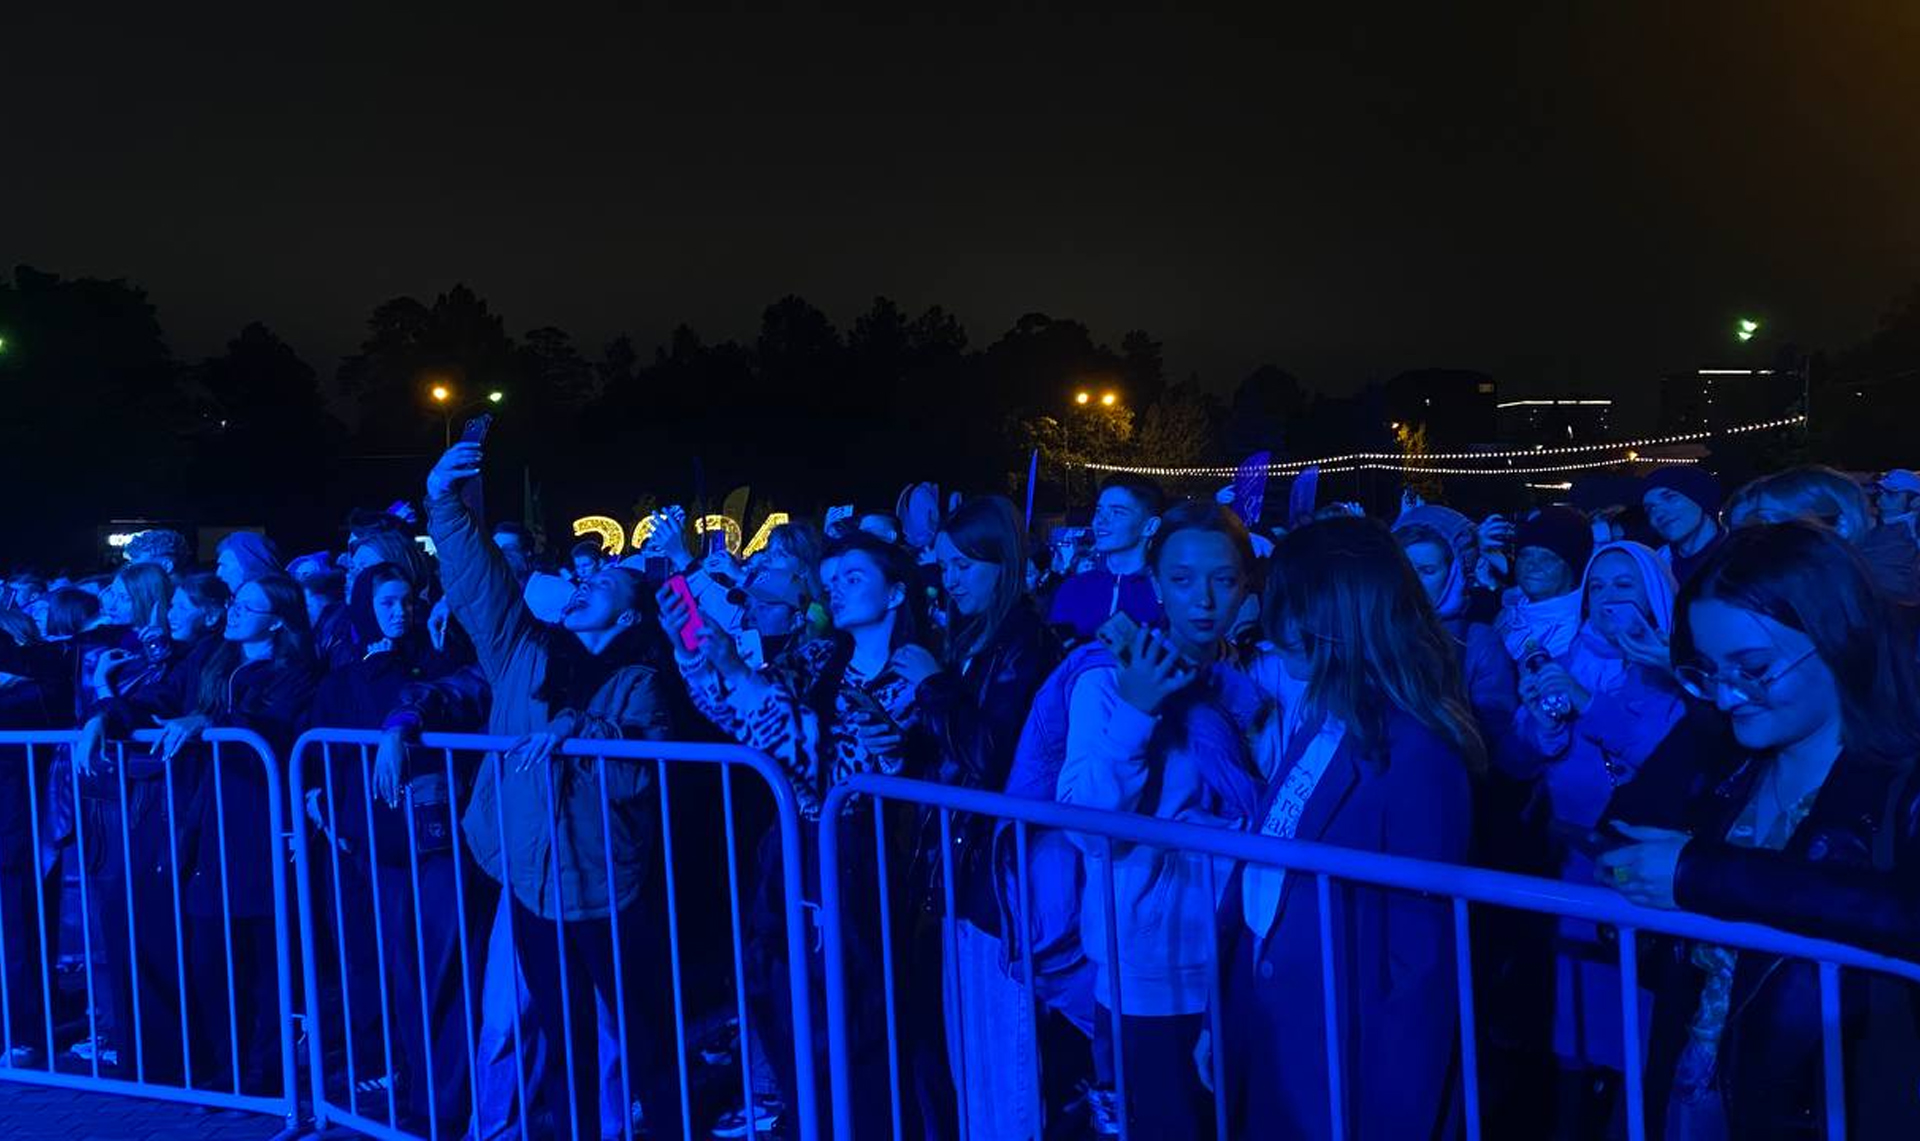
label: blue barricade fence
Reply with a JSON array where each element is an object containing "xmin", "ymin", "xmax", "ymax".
[
  {"xmin": 0, "ymin": 728, "xmax": 299, "ymax": 1134},
  {"xmin": 816, "ymin": 773, "xmax": 1920, "ymax": 1141},
  {"xmin": 288, "ymin": 730, "xmax": 819, "ymax": 1141}
]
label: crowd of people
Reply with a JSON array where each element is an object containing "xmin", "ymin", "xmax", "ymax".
[{"xmin": 2, "ymin": 441, "xmax": 1918, "ymax": 1141}]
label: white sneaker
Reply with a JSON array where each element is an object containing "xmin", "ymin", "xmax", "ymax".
[
  {"xmin": 1086, "ymin": 1086, "xmax": 1121, "ymax": 1136},
  {"xmin": 67, "ymin": 1037, "xmax": 119, "ymax": 1067}
]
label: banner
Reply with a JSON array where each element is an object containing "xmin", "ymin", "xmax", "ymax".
[
  {"xmin": 1230, "ymin": 451, "xmax": 1271, "ymax": 526},
  {"xmin": 1287, "ymin": 465, "xmax": 1321, "ymax": 528},
  {"xmin": 1023, "ymin": 448, "xmax": 1040, "ymax": 527}
]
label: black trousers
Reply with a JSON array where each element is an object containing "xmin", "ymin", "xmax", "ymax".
[
  {"xmin": 1094, "ymin": 1005, "xmax": 1213, "ymax": 1141},
  {"xmin": 510, "ymin": 897, "xmax": 681, "ymax": 1141}
]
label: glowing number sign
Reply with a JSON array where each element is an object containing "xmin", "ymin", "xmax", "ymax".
[
  {"xmin": 743, "ymin": 512, "xmax": 789, "ymax": 557},
  {"xmin": 570, "ymin": 516, "xmax": 628, "ymax": 557}
]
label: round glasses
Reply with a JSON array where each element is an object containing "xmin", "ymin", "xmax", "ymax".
[{"xmin": 1674, "ymin": 645, "xmax": 1817, "ymax": 705}]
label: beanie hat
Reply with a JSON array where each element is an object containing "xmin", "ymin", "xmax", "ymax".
[
  {"xmin": 218, "ymin": 531, "xmax": 284, "ymax": 588},
  {"xmin": 1515, "ymin": 506, "xmax": 1593, "ymax": 575},
  {"xmin": 1642, "ymin": 466, "xmax": 1722, "ymax": 515}
]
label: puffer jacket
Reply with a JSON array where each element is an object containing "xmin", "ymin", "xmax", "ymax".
[{"xmin": 429, "ymin": 488, "xmax": 673, "ymax": 922}]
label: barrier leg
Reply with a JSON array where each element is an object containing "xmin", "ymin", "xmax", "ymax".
[
  {"xmin": 1012, "ymin": 823, "xmax": 1042, "ymax": 1141},
  {"xmin": 355, "ymin": 747, "xmax": 400, "ymax": 1130},
  {"xmin": 872, "ymin": 799, "xmax": 904, "ymax": 1141},
  {"xmin": 1618, "ymin": 928, "xmax": 1645, "ymax": 1141},
  {"xmin": 1099, "ymin": 840, "xmax": 1130, "ymax": 1141},
  {"xmin": 656, "ymin": 761, "xmax": 693, "ymax": 1141},
  {"xmin": 114, "ymin": 746, "xmax": 145, "ymax": 1084},
  {"xmin": 24, "ymin": 744, "xmax": 56, "ymax": 1066},
  {"xmin": 1315, "ymin": 873, "xmax": 1344, "ymax": 1141},
  {"xmin": 718, "ymin": 766, "xmax": 760, "ymax": 1141},
  {"xmin": 290, "ymin": 745, "xmax": 329, "ymax": 1127},
  {"xmin": 594, "ymin": 762, "xmax": 634, "ymax": 1141},
  {"xmin": 67, "ymin": 754, "xmax": 100, "ymax": 1078},
  {"xmin": 1819, "ymin": 962, "xmax": 1845, "ymax": 1141},
  {"xmin": 1453, "ymin": 897, "xmax": 1482, "ymax": 1141},
  {"xmin": 162, "ymin": 750, "xmax": 194, "ymax": 1089}
]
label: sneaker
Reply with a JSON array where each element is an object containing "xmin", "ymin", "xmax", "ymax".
[
  {"xmin": 67, "ymin": 1037, "xmax": 119, "ymax": 1068},
  {"xmin": 1086, "ymin": 1085, "xmax": 1121, "ymax": 1137},
  {"xmin": 0, "ymin": 1044, "xmax": 42, "ymax": 1069},
  {"xmin": 710, "ymin": 1094, "xmax": 784, "ymax": 1138}
]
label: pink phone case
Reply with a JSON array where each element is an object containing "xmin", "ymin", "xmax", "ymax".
[{"xmin": 665, "ymin": 575, "xmax": 704, "ymax": 651}]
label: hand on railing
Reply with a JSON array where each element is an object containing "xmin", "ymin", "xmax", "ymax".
[
  {"xmin": 75, "ymin": 714, "xmax": 108, "ymax": 777},
  {"xmin": 151, "ymin": 713, "xmax": 212, "ymax": 761},
  {"xmin": 1596, "ymin": 823, "xmax": 1688, "ymax": 909},
  {"xmin": 507, "ymin": 711, "xmax": 577, "ymax": 773},
  {"xmin": 372, "ymin": 728, "xmax": 405, "ymax": 808}
]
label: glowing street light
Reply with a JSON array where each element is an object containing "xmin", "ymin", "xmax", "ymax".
[
  {"xmin": 1735, "ymin": 317, "xmax": 1761, "ymax": 343},
  {"xmin": 1100, "ymin": 392, "xmax": 1118, "ymax": 407},
  {"xmin": 487, "ymin": 390, "xmax": 504, "ymax": 404},
  {"xmin": 430, "ymin": 384, "xmax": 451, "ymax": 402},
  {"xmin": 1075, "ymin": 391, "xmax": 1091, "ymax": 405}
]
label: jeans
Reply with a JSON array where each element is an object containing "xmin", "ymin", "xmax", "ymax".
[{"xmin": 945, "ymin": 919, "xmax": 1042, "ymax": 1141}]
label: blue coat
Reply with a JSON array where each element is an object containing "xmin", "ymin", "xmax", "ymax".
[{"xmin": 1221, "ymin": 711, "xmax": 1472, "ymax": 1141}]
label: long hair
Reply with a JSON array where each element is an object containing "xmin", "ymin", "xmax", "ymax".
[
  {"xmin": 1146, "ymin": 499, "xmax": 1255, "ymax": 574},
  {"xmin": 44, "ymin": 589, "xmax": 100, "ymax": 639},
  {"xmin": 823, "ymin": 531, "xmax": 926, "ymax": 653},
  {"xmin": 1672, "ymin": 521, "xmax": 1920, "ymax": 765},
  {"xmin": 1264, "ymin": 517, "xmax": 1486, "ymax": 772},
  {"xmin": 174, "ymin": 572, "xmax": 230, "ymax": 644},
  {"xmin": 196, "ymin": 573, "xmax": 313, "ymax": 713},
  {"xmin": 352, "ymin": 530, "xmax": 433, "ymax": 594},
  {"xmin": 349, "ymin": 563, "xmax": 422, "ymax": 653},
  {"xmin": 937, "ymin": 496, "xmax": 1028, "ymax": 665},
  {"xmin": 1725, "ymin": 466, "xmax": 1871, "ymax": 541},
  {"xmin": 116, "ymin": 563, "xmax": 173, "ymax": 628}
]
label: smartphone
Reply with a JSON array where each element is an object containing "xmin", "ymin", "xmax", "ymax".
[
  {"xmin": 735, "ymin": 628, "xmax": 766, "ymax": 670},
  {"xmin": 665, "ymin": 573, "xmax": 704, "ymax": 652},
  {"xmin": 1551, "ymin": 820, "xmax": 1626, "ymax": 861},
  {"xmin": 706, "ymin": 529, "xmax": 731, "ymax": 557},
  {"xmin": 1095, "ymin": 612, "xmax": 1141, "ymax": 664},
  {"xmin": 459, "ymin": 414, "xmax": 493, "ymax": 446},
  {"xmin": 1603, "ymin": 600, "xmax": 1649, "ymax": 636}
]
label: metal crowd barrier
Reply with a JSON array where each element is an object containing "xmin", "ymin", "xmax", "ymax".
[
  {"xmin": 816, "ymin": 773, "xmax": 1920, "ymax": 1141},
  {"xmin": 0, "ymin": 727, "xmax": 299, "ymax": 1134},
  {"xmin": 289, "ymin": 730, "xmax": 819, "ymax": 1141}
]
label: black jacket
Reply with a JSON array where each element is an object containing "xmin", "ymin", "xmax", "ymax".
[
  {"xmin": 1612, "ymin": 742, "xmax": 1920, "ymax": 1139},
  {"xmin": 908, "ymin": 601, "xmax": 1059, "ymax": 928}
]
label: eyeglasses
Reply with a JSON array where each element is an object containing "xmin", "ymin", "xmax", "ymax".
[
  {"xmin": 1674, "ymin": 646, "xmax": 1817, "ymax": 706},
  {"xmin": 226, "ymin": 599, "xmax": 275, "ymax": 617}
]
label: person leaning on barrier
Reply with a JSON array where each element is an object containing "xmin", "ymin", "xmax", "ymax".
[
  {"xmin": 424, "ymin": 440, "xmax": 682, "ymax": 1141},
  {"xmin": 1600, "ymin": 522, "xmax": 1920, "ymax": 1140}
]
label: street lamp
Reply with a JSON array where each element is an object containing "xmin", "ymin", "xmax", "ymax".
[
  {"xmin": 1735, "ymin": 318, "xmax": 1761, "ymax": 343},
  {"xmin": 1075, "ymin": 391, "xmax": 1091, "ymax": 405},
  {"xmin": 429, "ymin": 384, "xmax": 505, "ymax": 448},
  {"xmin": 1100, "ymin": 392, "xmax": 1117, "ymax": 407}
]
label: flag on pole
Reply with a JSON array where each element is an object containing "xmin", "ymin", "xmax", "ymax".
[
  {"xmin": 1288, "ymin": 465, "xmax": 1321, "ymax": 528},
  {"xmin": 1023, "ymin": 448, "xmax": 1040, "ymax": 528},
  {"xmin": 1229, "ymin": 451, "xmax": 1271, "ymax": 526}
]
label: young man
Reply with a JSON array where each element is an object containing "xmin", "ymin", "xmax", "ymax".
[
  {"xmin": 424, "ymin": 440, "xmax": 680, "ymax": 1140},
  {"xmin": 1641, "ymin": 466, "xmax": 1723, "ymax": 586},
  {"xmin": 490, "ymin": 522, "xmax": 537, "ymax": 587},
  {"xmin": 1046, "ymin": 474, "xmax": 1167, "ymax": 643},
  {"xmin": 569, "ymin": 538, "xmax": 607, "ymax": 582},
  {"xmin": 1874, "ymin": 469, "xmax": 1920, "ymax": 537}
]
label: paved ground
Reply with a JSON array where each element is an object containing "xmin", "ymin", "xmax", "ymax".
[{"xmin": 0, "ymin": 1083, "xmax": 286, "ymax": 1140}]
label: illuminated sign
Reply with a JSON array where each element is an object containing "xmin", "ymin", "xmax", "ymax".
[{"xmin": 571, "ymin": 511, "xmax": 792, "ymax": 560}]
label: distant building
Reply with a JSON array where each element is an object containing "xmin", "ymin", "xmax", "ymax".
[
  {"xmin": 1660, "ymin": 368, "xmax": 1800, "ymax": 435},
  {"xmin": 1497, "ymin": 397, "xmax": 1615, "ymax": 447},
  {"xmin": 1383, "ymin": 369, "xmax": 1499, "ymax": 449}
]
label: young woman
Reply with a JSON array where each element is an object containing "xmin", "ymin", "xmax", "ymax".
[
  {"xmin": 307, "ymin": 562, "xmax": 482, "ymax": 1133},
  {"xmin": 1495, "ymin": 507, "xmax": 1593, "ymax": 665},
  {"xmin": 915, "ymin": 496, "xmax": 1061, "ymax": 1141},
  {"xmin": 1725, "ymin": 464, "xmax": 1920, "ymax": 610},
  {"xmin": 73, "ymin": 571, "xmax": 231, "ymax": 1084},
  {"xmin": 1600, "ymin": 522, "xmax": 1920, "ymax": 1138},
  {"xmin": 664, "ymin": 530, "xmax": 940, "ymax": 1138},
  {"xmin": 1507, "ymin": 541, "xmax": 1685, "ymax": 1132},
  {"xmin": 1393, "ymin": 510, "xmax": 1517, "ymax": 730},
  {"xmin": 1056, "ymin": 500, "xmax": 1266, "ymax": 1140},
  {"xmin": 149, "ymin": 573, "xmax": 318, "ymax": 1094},
  {"xmin": 1223, "ymin": 516, "xmax": 1483, "ymax": 1140}
]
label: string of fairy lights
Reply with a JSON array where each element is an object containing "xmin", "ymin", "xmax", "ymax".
[{"xmin": 1079, "ymin": 414, "xmax": 1807, "ymax": 480}]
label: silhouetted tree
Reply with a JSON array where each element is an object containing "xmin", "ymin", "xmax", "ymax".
[{"xmin": 184, "ymin": 323, "xmax": 344, "ymax": 525}]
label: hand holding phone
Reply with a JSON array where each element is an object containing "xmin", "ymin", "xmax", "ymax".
[
  {"xmin": 1096, "ymin": 613, "xmax": 1142, "ymax": 664},
  {"xmin": 664, "ymin": 574, "xmax": 705, "ymax": 652}
]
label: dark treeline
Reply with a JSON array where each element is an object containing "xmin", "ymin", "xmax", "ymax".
[{"xmin": 2, "ymin": 264, "xmax": 1916, "ymax": 567}]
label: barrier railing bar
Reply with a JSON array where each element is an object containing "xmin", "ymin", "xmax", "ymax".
[
  {"xmin": 1451, "ymin": 897, "xmax": 1482, "ymax": 1141},
  {"xmin": 260, "ymin": 730, "xmax": 299, "ymax": 1129},
  {"xmin": 872, "ymin": 797, "xmax": 905, "ymax": 1141},
  {"xmin": 539, "ymin": 759, "xmax": 583, "ymax": 1141},
  {"xmin": 488, "ymin": 749, "xmax": 534, "ymax": 1141},
  {"xmin": 1098, "ymin": 839, "xmax": 1130, "ymax": 1141},
  {"xmin": 441, "ymin": 745, "xmax": 481, "ymax": 1140},
  {"xmin": 161, "ymin": 746, "xmax": 195, "ymax": 1090},
  {"xmin": 0, "ymin": 743, "xmax": 16, "ymax": 1058},
  {"xmin": 113, "ymin": 742, "xmax": 145, "ymax": 1085},
  {"xmin": 596, "ymin": 761, "xmax": 635, "ymax": 1141},
  {"xmin": 937, "ymin": 808, "xmax": 969, "ymax": 1141},
  {"xmin": 1201, "ymin": 854, "xmax": 1228, "ymax": 1141},
  {"xmin": 290, "ymin": 737, "xmax": 330, "ymax": 1129},
  {"xmin": 1619, "ymin": 928, "xmax": 1645, "ymax": 1141},
  {"xmin": 717, "ymin": 765, "xmax": 760, "ymax": 1141},
  {"xmin": 211, "ymin": 742, "xmax": 243, "ymax": 1096},
  {"xmin": 25, "ymin": 742, "xmax": 56, "ymax": 1065},
  {"xmin": 1819, "ymin": 962, "xmax": 1845, "ymax": 1141},
  {"xmin": 68, "ymin": 753, "xmax": 100, "ymax": 1080},
  {"xmin": 656, "ymin": 759, "xmax": 694, "ymax": 1141},
  {"xmin": 321, "ymin": 742, "xmax": 363, "ymax": 1119},
  {"xmin": 1316, "ymin": 873, "xmax": 1345, "ymax": 1141},
  {"xmin": 357, "ymin": 745, "xmax": 401, "ymax": 1131},
  {"xmin": 1011, "ymin": 821, "xmax": 1042, "ymax": 1141},
  {"xmin": 400, "ymin": 780, "xmax": 439, "ymax": 1141},
  {"xmin": 822, "ymin": 776, "xmax": 1920, "ymax": 984}
]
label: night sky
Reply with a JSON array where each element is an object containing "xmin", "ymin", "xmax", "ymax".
[{"xmin": 9, "ymin": 4, "xmax": 1917, "ymax": 421}]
